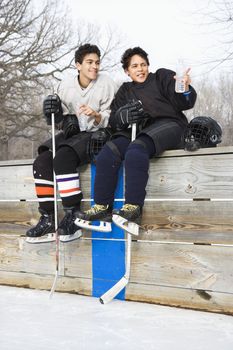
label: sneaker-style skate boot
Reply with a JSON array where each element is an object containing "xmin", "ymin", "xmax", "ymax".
[
  {"xmin": 26, "ymin": 209, "xmax": 56, "ymax": 244},
  {"xmin": 58, "ymin": 207, "xmax": 82, "ymax": 243},
  {"xmin": 112, "ymin": 204, "xmax": 141, "ymax": 236},
  {"xmin": 75, "ymin": 204, "xmax": 112, "ymax": 232}
]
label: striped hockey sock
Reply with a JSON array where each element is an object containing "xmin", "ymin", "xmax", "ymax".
[{"xmin": 56, "ymin": 173, "xmax": 82, "ymax": 207}]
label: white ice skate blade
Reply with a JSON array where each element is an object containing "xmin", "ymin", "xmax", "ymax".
[
  {"xmin": 59, "ymin": 229, "xmax": 82, "ymax": 243},
  {"xmin": 74, "ymin": 218, "xmax": 112, "ymax": 232},
  {"xmin": 112, "ymin": 214, "xmax": 139, "ymax": 236},
  {"xmin": 26, "ymin": 233, "xmax": 56, "ymax": 244}
]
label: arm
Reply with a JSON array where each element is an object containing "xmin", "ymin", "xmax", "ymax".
[
  {"xmin": 85, "ymin": 77, "xmax": 117, "ymax": 131},
  {"xmin": 109, "ymin": 84, "xmax": 129, "ymax": 130},
  {"xmin": 158, "ymin": 68, "xmax": 197, "ymax": 111}
]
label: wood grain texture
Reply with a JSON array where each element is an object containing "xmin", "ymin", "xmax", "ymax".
[
  {"xmin": 146, "ymin": 153, "xmax": 233, "ymax": 199},
  {"xmin": 0, "ymin": 233, "xmax": 92, "ymax": 277},
  {"xmin": 129, "ymin": 241, "xmax": 233, "ymax": 293},
  {"xmin": 0, "ymin": 270, "xmax": 92, "ymax": 295},
  {"xmin": 126, "ymin": 283, "xmax": 233, "ymax": 314}
]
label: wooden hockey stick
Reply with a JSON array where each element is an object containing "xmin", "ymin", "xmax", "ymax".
[{"xmin": 49, "ymin": 112, "xmax": 59, "ymax": 298}]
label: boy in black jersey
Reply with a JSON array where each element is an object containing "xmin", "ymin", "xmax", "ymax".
[{"xmin": 75, "ymin": 47, "xmax": 197, "ymax": 233}]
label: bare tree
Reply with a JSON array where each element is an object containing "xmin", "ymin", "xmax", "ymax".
[
  {"xmin": 0, "ymin": 0, "xmax": 124, "ymax": 160},
  {"xmin": 195, "ymin": 0, "xmax": 233, "ymax": 73},
  {"xmin": 189, "ymin": 73, "xmax": 233, "ymax": 146}
]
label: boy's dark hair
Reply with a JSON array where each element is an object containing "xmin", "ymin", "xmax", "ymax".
[
  {"xmin": 75, "ymin": 44, "xmax": 101, "ymax": 64},
  {"xmin": 121, "ymin": 47, "xmax": 150, "ymax": 70}
]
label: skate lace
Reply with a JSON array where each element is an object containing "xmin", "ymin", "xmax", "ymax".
[
  {"xmin": 122, "ymin": 204, "xmax": 138, "ymax": 212},
  {"xmin": 85, "ymin": 204, "xmax": 108, "ymax": 215}
]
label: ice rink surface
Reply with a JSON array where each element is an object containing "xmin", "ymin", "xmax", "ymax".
[{"xmin": 0, "ymin": 285, "xmax": 233, "ymax": 350}]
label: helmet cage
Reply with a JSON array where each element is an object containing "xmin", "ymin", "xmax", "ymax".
[
  {"xmin": 89, "ymin": 135, "xmax": 106, "ymax": 160},
  {"xmin": 88, "ymin": 128, "xmax": 112, "ymax": 162},
  {"xmin": 184, "ymin": 116, "xmax": 222, "ymax": 151}
]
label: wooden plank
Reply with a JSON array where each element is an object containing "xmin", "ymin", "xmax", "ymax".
[
  {"xmin": 1, "ymin": 147, "xmax": 233, "ymax": 201},
  {"xmin": 159, "ymin": 145, "xmax": 233, "ymax": 158},
  {"xmin": 1, "ymin": 201, "xmax": 233, "ymax": 244},
  {"xmin": 0, "ymin": 146, "xmax": 232, "ymax": 166},
  {"xmin": 0, "ymin": 234, "xmax": 92, "ymax": 279},
  {"xmin": 146, "ymin": 153, "xmax": 233, "ymax": 199},
  {"xmin": 126, "ymin": 283, "xmax": 233, "ymax": 314},
  {"xmin": 0, "ymin": 234, "xmax": 59, "ymax": 275},
  {"xmin": 129, "ymin": 242, "xmax": 233, "ymax": 293},
  {"xmin": 63, "ymin": 239, "xmax": 92, "ymax": 278},
  {"xmin": 0, "ymin": 165, "xmax": 35, "ymax": 200},
  {"xmin": 140, "ymin": 201, "xmax": 233, "ymax": 244},
  {"xmin": 0, "ymin": 202, "xmax": 67, "ymax": 236},
  {"xmin": 0, "ymin": 163, "xmax": 91, "ymax": 200},
  {"xmin": 6, "ymin": 232, "xmax": 229, "ymax": 295},
  {"xmin": 0, "ymin": 270, "xmax": 92, "ymax": 295},
  {"xmin": 0, "ymin": 202, "xmax": 38, "ymax": 235}
]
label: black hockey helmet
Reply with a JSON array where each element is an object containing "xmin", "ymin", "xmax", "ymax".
[
  {"xmin": 184, "ymin": 116, "xmax": 222, "ymax": 151},
  {"xmin": 88, "ymin": 128, "xmax": 113, "ymax": 162}
]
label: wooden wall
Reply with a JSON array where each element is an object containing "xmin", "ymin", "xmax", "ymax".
[{"xmin": 0, "ymin": 147, "xmax": 233, "ymax": 314}]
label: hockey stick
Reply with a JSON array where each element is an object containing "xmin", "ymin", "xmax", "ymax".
[
  {"xmin": 49, "ymin": 112, "xmax": 59, "ymax": 298},
  {"xmin": 99, "ymin": 123, "xmax": 136, "ymax": 304}
]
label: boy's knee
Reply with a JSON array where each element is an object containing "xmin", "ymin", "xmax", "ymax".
[
  {"xmin": 97, "ymin": 142, "xmax": 122, "ymax": 167},
  {"xmin": 33, "ymin": 150, "xmax": 52, "ymax": 170}
]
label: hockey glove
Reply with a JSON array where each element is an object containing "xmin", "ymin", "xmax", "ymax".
[
  {"xmin": 114, "ymin": 100, "xmax": 145, "ymax": 130},
  {"xmin": 62, "ymin": 114, "xmax": 80, "ymax": 139},
  {"xmin": 43, "ymin": 94, "xmax": 63, "ymax": 125}
]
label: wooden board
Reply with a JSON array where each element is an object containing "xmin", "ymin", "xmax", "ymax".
[{"xmin": 126, "ymin": 283, "xmax": 233, "ymax": 314}]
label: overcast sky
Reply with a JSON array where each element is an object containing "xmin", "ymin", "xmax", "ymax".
[{"xmin": 65, "ymin": 0, "xmax": 231, "ymax": 80}]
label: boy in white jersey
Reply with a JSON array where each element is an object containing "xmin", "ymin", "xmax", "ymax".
[{"xmin": 26, "ymin": 44, "xmax": 117, "ymax": 243}]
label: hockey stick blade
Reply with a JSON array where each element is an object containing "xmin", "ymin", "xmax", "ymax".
[
  {"xmin": 99, "ymin": 276, "xmax": 128, "ymax": 304},
  {"xmin": 74, "ymin": 218, "xmax": 112, "ymax": 232}
]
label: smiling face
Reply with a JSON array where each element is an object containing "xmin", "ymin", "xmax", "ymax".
[
  {"xmin": 125, "ymin": 54, "xmax": 149, "ymax": 83},
  {"xmin": 76, "ymin": 53, "xmax": 100, "ymax": 87}
]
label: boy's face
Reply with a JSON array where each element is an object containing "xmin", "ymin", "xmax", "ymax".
[
  {"xmin": 76, "ymin": 53, "xmax": 100, "ymax": 82},
  {"xmin": 125, "ymin": 54, "xmax": 149, "ymax": 83}
]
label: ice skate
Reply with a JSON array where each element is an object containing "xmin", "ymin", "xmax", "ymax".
[
  {"xmin": 75, "ymin": 204, "xmax": 112, "ymax": 232},
  {"xmin": 58, "ymin": 207, "xmax": 82, "ymax": 243},
  {"xmin": 26, "ymin": 209, "xmax": 56, "ymax": 244},
  {"xmin": 112, "ymin": 204, "xmax": 141, "ymax": 236}
]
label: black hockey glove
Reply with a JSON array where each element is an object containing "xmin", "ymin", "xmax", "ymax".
[
  {"xmin": 43, "ymin": 94, "xmax": 63, "ymax": 125},
  {"xmin": 62, "ymin": 114, "xmax": 80, "ymax": 139},
  {"xmin": 114, "ymin": 100, "xmax": 145, "ymax": 130}
]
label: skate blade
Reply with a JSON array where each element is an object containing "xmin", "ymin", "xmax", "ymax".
[
  {"xmin": 59, "ymin": 229, "xmax": 82, "ymax": 243},
  {"xmin": 112, "ymin": 214, "xmax": 139, "ymax": 236},
  {"xmin": 26, "ymin": 233, "xmax": 56, "ymax": 244},
  {"xmin": 74, "ymin": 218, "xmax": 112, "ymax": 232}
]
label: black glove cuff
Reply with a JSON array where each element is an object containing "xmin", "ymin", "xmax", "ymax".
[{"xmin": 62, "ymin": 114, "xmax": 80, "ymax": 139}]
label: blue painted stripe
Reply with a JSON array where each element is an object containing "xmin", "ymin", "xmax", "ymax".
[{"xmin": 91, "ymin": 163, "xmax": 125, "ymax": 300}]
